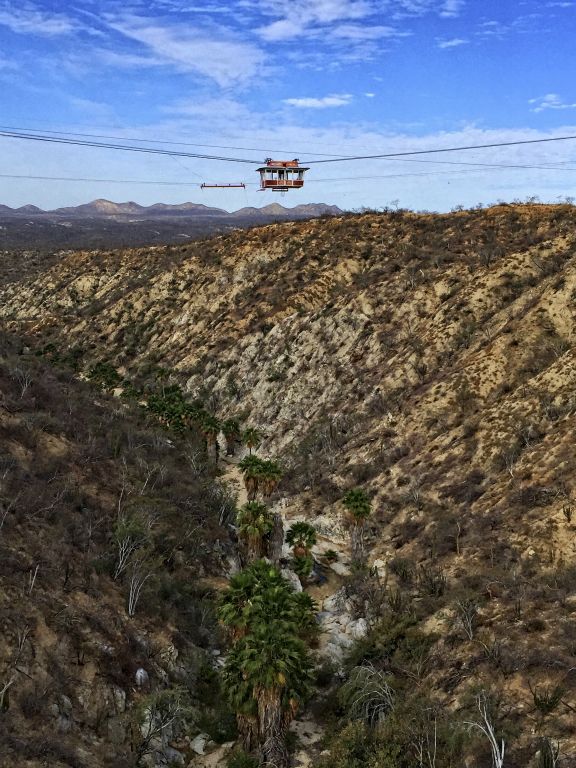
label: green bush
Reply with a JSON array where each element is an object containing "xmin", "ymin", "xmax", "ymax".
[
  {"xmin": 226, "ymin": 750, "xmax": 258, "ymax": 768},
  {"xmin": 293, "ymin": 554, "xmax": 314, "ymax": 581},
  {"xmin": 196, "ymin": 705, "xmax": 237, "ymax": 744}
]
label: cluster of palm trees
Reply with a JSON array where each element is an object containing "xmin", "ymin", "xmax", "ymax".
[
  {"xmin": 222, "ymin": 483, "xmax": 374, "ymax": 764},
  {"xmin": 238, "ymin": 455, "xmax": 283, "ymax": 500},
  {"xmin": 146, "ymin": 384, "xmax": 205, "ymax": 434},
  {"xmin": 144, "ymin": 384, "xmax": 263, "ymax": 463},
  {"xmin": 219, "ymin": 561, "xmax": 316, "ymax": 767},
  {"xmin": 236, "ymin": 441, "xmax": 283, "ymax": 564},
  {"xmin": 221, "ymin": 431, "xmax": 321, "ymax": 766},
  {"xmin": 217, "ymin": 414, "xmax": 373, "ymax": 765}
]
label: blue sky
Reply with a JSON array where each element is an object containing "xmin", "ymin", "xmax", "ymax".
[{"xmin": 1, "ymin": 0, "xmax": 576, "ymax": 210}]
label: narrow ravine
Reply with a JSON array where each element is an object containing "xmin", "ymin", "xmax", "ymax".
[{"xmin": 192, "ymin": 448, "xmax": 371, "ymax": 768}]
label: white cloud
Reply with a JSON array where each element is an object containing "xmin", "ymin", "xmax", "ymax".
[
  {"xmin": 529, "ymin": 93, "xmax": 576, "ymax": 113},
  {"xmin": 391, "ymin": 0, "xmax": 464, "ymax": 18},
  {"xmin": 258, "ymin": 18, "xmax": 303, "ymax": 40},
  {"xmin": 256, "ymin": 0, "xmax": 464, "ymax": 45},
  {"xmin": 439, "ymin": 0, "xmax": 465, "ymax": 17},
  {"xmin": 477, "ymin": 19, "xmax": 509, "ymax": 37},
  {"xmin": 331, "ymin": 23, "xmax": 405, "ymax": 40},
  {"xmin": 256, "ymin": 0, "xmax": 374, "ymax": 39},
  {"xmin": 437, "ymin": 37, "xmax": 468, "ymax": 48},
  {"xmin": 106, "ymin": 14, "xmax": 266, "ymax": 87},
  {"xmin": 283, "ymin": 93, "xmax": 353, "ymax": 108},
  {"xmin": 365, "ymin": 92, "xmax": 376, "ymax": 97},
  {"xmin": 0, "ymin": 2, "xmax": 78, "ymax": 36}
]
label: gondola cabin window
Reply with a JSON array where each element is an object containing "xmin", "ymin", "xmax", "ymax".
[{"xmin": 257, "ymin": 159, "xmax": 309, "ymax": 191}]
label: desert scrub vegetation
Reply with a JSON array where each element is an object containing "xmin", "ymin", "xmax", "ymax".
[
  {"xmin": 0, "ymin": 328, "xmax": 240, "ymax": 766},
  {"xmin": 3, "ymin": 204, "xmax": 576, "ymax": 763}
]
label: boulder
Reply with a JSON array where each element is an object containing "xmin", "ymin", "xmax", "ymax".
[
  {"xmin": 294, "ymin": 750, "xmax": 312, "ymax": 767},
  {"xmin": 163, "ymin": 746, "xmax": 186, "ymax": 765},
  {"xmin": 330, "ymin": 561, "xmax": 351, "ymax": 577},
  {"xmin": 349, "ymin": 618, "xmax": 368, "ymax": 639},
  {"xmin": 323, "ymin": 591, "xmax": 346, "ymax": 613},
  {"xmin": 191, "ymin": 733, "xmax": 211, "ymax": 755},
  {"xmin": 281, "ymin": 568, "xmax": 303, "ymax": 593}
]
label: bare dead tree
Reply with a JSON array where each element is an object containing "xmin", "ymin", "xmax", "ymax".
[
  {"xmin": 409, "ymin": 708, "xmax": 439, "ymax": 768},
  {"xmin": 127, "ymin": 551, "xmax": 157, "ymax": 617},
  {"xmin": 133, "ymin": 688, "xmax": 185, "ymax": 763},
  {"xmin": 455, "ymin": 598, "xmax": 479, "ymax": 640},
  {"xmin": 113, "ymin": 515, "xmax": 148, "ymax": 580},
  {"xmin": 465, "ymin": 692, "xmax": 505, "ymax": 768},
  {"xmin": 10, "ymin": 367, "xmax": 33, "ymax": 398}
]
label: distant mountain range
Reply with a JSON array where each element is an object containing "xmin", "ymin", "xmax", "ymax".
[
  {"xmin": 0, "ymin": 198, "xmax": 341, "ymax": 220},
  {"xmin": 0, "ymin": 199, "xmax": 343, "ymax": 251}
]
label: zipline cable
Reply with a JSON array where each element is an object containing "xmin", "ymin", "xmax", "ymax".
[
  {"xmin": 0, "ymin": 129, "xmax": 259, "ymax": 164},
  {"xmin": 0, "ymin": 124, "xmax": 353, "ymax": 158},
  {"xmin": 2, "ymin": 128, "xmax": 576, "ymax": 169},
  {"xmin": 303, "ymin": 135, "xmax": 576, "ymax": 164},
  {"xmin": 4, "ymin": 161, "xmax": 576, "ymax": 188}
]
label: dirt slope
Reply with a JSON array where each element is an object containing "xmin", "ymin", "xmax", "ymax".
[{"xmin": 3, "ymin": 203, "xmax": 576, "ymax": 764}]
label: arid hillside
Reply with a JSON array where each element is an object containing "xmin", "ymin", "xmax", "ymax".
[
  {"xmin": 0, "ymin": 331, "xmax": 238, "ymax": 768},
  {"xmin": 3, "ymin": 203, "xmax": 576, "ymax": 765}
]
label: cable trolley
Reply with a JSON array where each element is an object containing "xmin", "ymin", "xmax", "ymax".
[{"xmin": 257, "ymin": 159, "xmax": 309, "ymax": 192}]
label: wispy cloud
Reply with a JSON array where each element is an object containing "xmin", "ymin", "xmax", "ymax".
[
  {"xmin": 106, "ymin": 13, "xmax": 267, "ymax": 87},
  {"xmin": 0, "ymin": 55, "xmax": 17, "ymax": 69},
  {"xmin": 331, "ymin": 23, "xmax": 406, "ymax": 40},
  {"xmin": 95, "ymin": 49, "xmax": 164, "ymax": 69},
  {"xmin": 0, "ymin": 2, "xmax": 79, "ymax": 36},
  {"xmin": 69, "ymin": 96, "xmax": 118, "ymax": 121},
  {"xmin": 283, "ymin": 93, "xmax": 353, "ymax": 108},
  {"xmin": 529, "ymin": 93, "xmax": 576, "ymax": 112},
  {"xmin": 476, "ymin": 19, "xmax": 509, "ymax": 38},
  {"xmin": 439, "ymin": 0, "xmax": 465, "ymax": 18},
  {"xmin": 437, "ymin": 36, "xmax": 468, "ymax": 48},
  {"xmin": 256, "ymin": 0, "xmax": 462, "ymax": 44},
  {"xmin": 391, "ymin": 0, "xmax": 465, "ymax": 19},
  {"xmin": 162, "ymin": 96, "xmax": 254, "ymax": 120}
]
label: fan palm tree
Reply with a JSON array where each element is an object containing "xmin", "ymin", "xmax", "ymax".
[
  {"xmin": 286, "ymin": 521, "xmax": 317, "ymax": 582},
  {"xmin": 222, "ymin": 418, "xmax": 241, "ymax": 456},
  {"xmin": 223, "ymin": 621, "xmax": 314, "ymax": 768},
  {"xmin": 242, "ymin": 427, "xmax": 263, "ymax": 455},
  {"xmin": 201, "ymin": 413, "xmax": 221, "ymax": 461},
  {"xmin": 237, "ymin": 502, "xmax": 275, "ymax": 561},
  {"xmin": 238, "ymin": 456, "xmax": 283, "ymax": 500},
  {"xmin": 219, "ymin": 562, "xmax": 316, "ymax": 764},
  {"xmin": 239, "ymin": 455, "xmax": 264, "ymax": 500},
  {"xmin": 259, "ymin": 460, "xmax": 283, "ymax": 497},
  {"xmin": 218, "ymin": 561, "xmax": 308, "ymax": 639},
  {"xmin": 342, "ymin": 488, "xmax": 372, "ymax": 563},
  {"xmin": 286, "ymin": 521, "xmax": 317, "ymax": 558}
]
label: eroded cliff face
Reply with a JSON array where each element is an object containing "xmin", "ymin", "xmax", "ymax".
[{"xmin": 3, "ymin": 204, "xmax": 576, "ymax": 764}]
